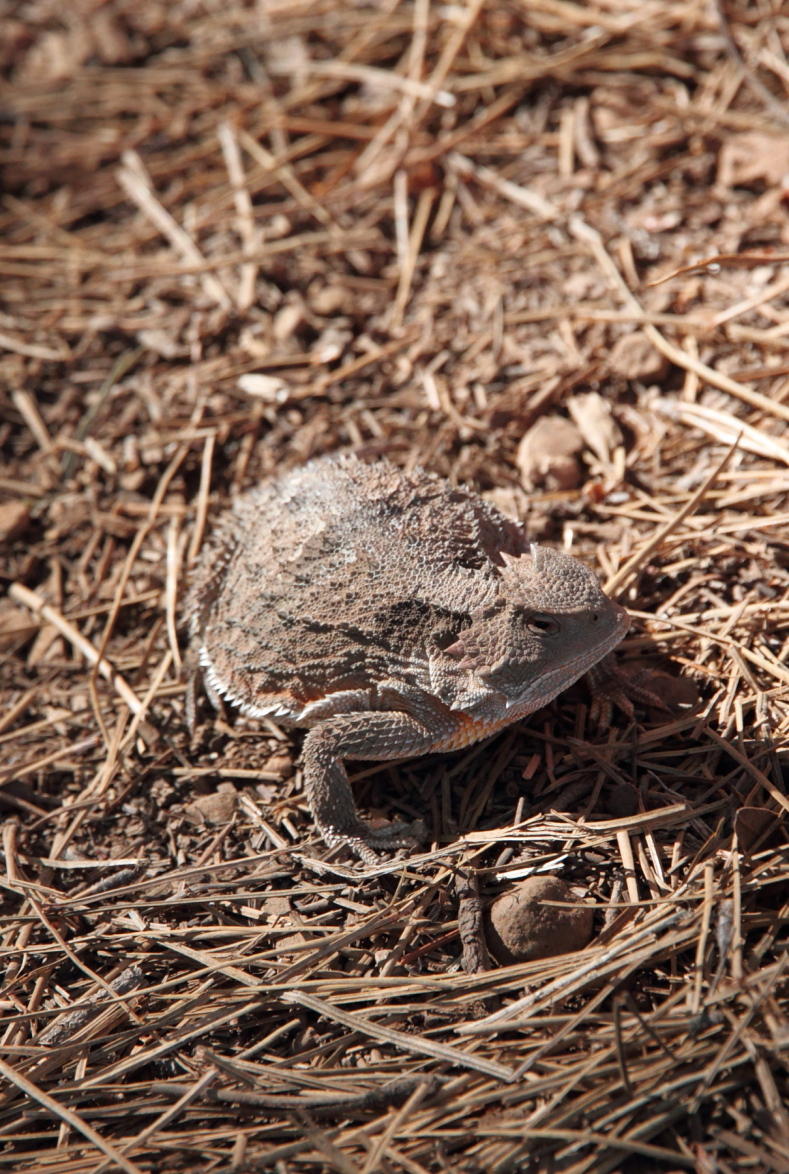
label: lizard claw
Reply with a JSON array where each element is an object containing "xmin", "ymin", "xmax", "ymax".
[
  {"xmin": 326, "ymin": 818, "xmax": 427, "ymax": 866},
  {"xmin": 586, "ymin": 654, "xmax": 694, "ymax": 729}
]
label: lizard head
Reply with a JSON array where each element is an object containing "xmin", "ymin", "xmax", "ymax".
[{"xmin": 444, "ymin": 545, "xmax": 629, "ymax": 711}]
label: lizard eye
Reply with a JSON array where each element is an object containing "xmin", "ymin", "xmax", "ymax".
[{"xmin": 527, "ymin": 614, "xmax": 560, "ymax": 636}]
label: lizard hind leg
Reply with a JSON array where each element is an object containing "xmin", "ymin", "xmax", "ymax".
[{"xmin": 301, "ymin": 709, "xmax": 438, "ymax": 864}]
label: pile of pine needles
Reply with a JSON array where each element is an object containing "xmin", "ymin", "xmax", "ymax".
[{"xmin": 4, "ymin": 0, "xmax": 789, "ymax": 1169}]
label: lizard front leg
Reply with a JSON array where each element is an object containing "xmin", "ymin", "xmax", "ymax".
[
  {"xmin": 586, "ymin": 653, "xmax": 672, "ymax": 727},
  {"xmin": 302, "ymin": 708, "xmax": 440, "ymax": 864}
]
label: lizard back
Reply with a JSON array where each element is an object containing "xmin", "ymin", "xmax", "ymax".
[{"xmin": 185, "ymin": 454, "xmax": 526, "ymax": 719}]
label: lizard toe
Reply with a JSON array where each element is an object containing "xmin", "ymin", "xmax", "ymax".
[
  {"xmin": 587, "ymin": 657, "xmax": 691, "ymax": 729},
  {"xmin": 336, "ymin": 818, "xmax": 427, "ymax": 865}
]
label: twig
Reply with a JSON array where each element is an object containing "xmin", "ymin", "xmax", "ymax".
[
  {"xmin": 186, "ymin": 431, "xmax": 215, "ymax": 568},
  {"xmin": 691, "ymin": 862, "xmax": 715, "ymax": 1014},
  {"xmin": 450, "ymin": 153, "xmax": 558, "ymax": 221},
  {"xmin": 218, "ymin": 121, "xmax": 260, "ymax": 310},
  {"xmin": 603, "ymin": 439, "xmax": 739, "ymax": 596},
  {"xmin": 0, "ymin": 1057, "xmax": 146, "ymax": 1174},
  {"xmin": 8, "ymin": 583, "xmax": 143, "ymax": 714},
  {"xmin": 570, "ymin": 216, "xmax": 789, "ymax": 426},
  {"xmin": 0, "ymin": 735, "xmax": 99, "ymax": 788},
  {"xmin": 456, "ymin": 868, "xmax": 491, "ymax": 973},
  {"xmin": 283, "ymin": 990, "xmax": 517, "ymax": 1081},
  {"xmin": 238, "ymin": 128, "xmax": 337, "ymax": 231},
  {"xmin": 0, "ymin": 688, "xmax": 37, "ymax": 737},
  {"xmin": 120, "ymin": 648, "xmax": 173, "ymax": 754},
  {"xmin": 62, "ymin": 346, "xmax": 145, "ymax": 478},
  {"xmin": 703, "ymin": 726, "xmax": 789, "ymax": 816},
  {"xmin": 655, "ymin": 399, "xmax": 789, "ymax": 467},
  {"xmin": 360, "ymin": 1079, "xmax": 434, "ymax": 1174},
  {"xmin": 713, "ymin": 0, "xmax": 789, "ymax": 128},
  {"xmin": 165, "ymin": 516, "xmax": 182, "ymax": 678},
  {"xmin": 390, "ymin": 186, "xmax": 435, "ymax": 330},
  {"xmin": 117, "ymin": 151, "xmax": 232, "ymax": 311},
  {"xmin": 90, "ymin": 439, "xmax": 191, "ymax": 694},
  {"xmin": 273, "ymin": 58, "xmax": 455, "ymax": 108},
  {"xmin": 11, "ymin": 390, "xmax": 52, "ymax": 453},
  {"xmin": 0, "ymin": 332, "xmax": 66, "ymax": 361},
  {"xmin": 92, "ymin": 1068, "xmax": 219, "ymax": 1174},
  {"xmin": 616, "ymin": 829, "xmax": 640, "ymax": 905}
]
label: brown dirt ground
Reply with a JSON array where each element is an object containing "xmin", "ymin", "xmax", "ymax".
[{"xmin": 4, "ymin": 1, "xmax": 789, "ymax": 1171}]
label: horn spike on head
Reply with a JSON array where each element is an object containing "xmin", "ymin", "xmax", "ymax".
[{"xmin": 529, "ymin": 543, "xmax": 550, "ymax": 573}]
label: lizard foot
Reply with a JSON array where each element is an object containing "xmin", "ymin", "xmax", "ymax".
[
  {"xmin": 325, "ymin": 818, "xmax": 427, "ymax": 866},
  {"xmin": 586, "ymin": 655, "xmax": 697, "ymax": 728}
]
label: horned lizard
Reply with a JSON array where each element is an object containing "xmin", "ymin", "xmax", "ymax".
[{"xmin": 184, "ymin": 455, "xmax": 630, "ymax": 862}]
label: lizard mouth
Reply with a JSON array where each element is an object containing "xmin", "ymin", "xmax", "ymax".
[
  {"xmin": 503, "ymin": 605, "xmax": 630, "ymax": 709},
  {"xmin": 586, "ymin": 603, "xmax": 631, "ymax": 661}
]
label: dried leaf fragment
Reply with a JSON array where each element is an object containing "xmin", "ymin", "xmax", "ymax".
[
  {"xmin": 608, "ymin": 331, "xmax": 667, "ymax": 382},
  {"xmin": 718, "ymin": 132, "xmax": 789, "ymax": 189},
  {"xmin": 567, "ymin": 391, "xmax": 623, "ymax": 468},
  {"xmin": 0, "ymin": 501, "xmax": 30, "ymax": 544},
  {"xmin": 184, "ymin": 789, "xmax": 238, "ymax": 825},
  {"xmin": 516, "ymin": 415, "xmax": 584, "ymax": 491}
]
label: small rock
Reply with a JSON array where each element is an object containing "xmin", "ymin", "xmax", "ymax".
[
  {"xmin": 237, "ymin": 373, "xmax": 288, "ymax": 402},
  {"xmin": 309, "ymin": 284, "xmax": 347, "ymax": 316},
  {"xmin": 0, "ymin": 501, "xmax": 30, "ymax": 544},
  {"xmin": 184, "ymin": 789, "xmax": 238, "ymax": 826},
  {"xmin": 516, "ymin": 416, "xmax": 584, "ymax": 492},
  {"xmin": 267, "ymin": 214, "xmax": 291, "ymax": 240},
  {"xmin": 608, "ymin": 332, "xmax": 667, "ymax": 382},
  {"xmin": 273, "ymin": 300, "xmax": 304, "ymax": 342},
  {"xmin": 278, "ymin": 932, "xmax": 307, "ymax": 950},
  {"xmin": 311, "ymin": 326, "xmax": 351, "ymax": 364},
  {"xmin": 120, "ymin": 470, "xmax": 146, "ymax": 492},
  {"xmin": 485, "ymin": 876, "xmax": 593, "ymax": 965}
]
